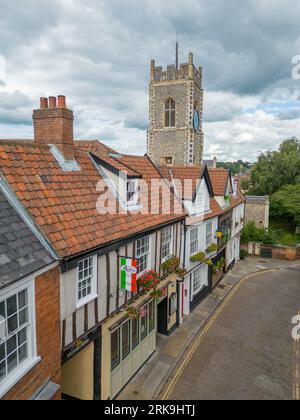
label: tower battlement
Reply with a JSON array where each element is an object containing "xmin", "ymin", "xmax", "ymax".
[
  {"xmin": 150, "ymin": 53, "xmax": 202, "ymax": 88},
  {"xmin": 148, "ymin": 51, "xmax": 204, "ymax": 167}
]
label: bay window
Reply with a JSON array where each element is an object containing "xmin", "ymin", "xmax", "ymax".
[{"xmin": 0, "ymin": 280, "xmax": 37, "ymax": 396}]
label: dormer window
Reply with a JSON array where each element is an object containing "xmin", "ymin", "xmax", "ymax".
[{"xmin": 126, "ymin": 179, "xmax": 139, "ymax": 208}]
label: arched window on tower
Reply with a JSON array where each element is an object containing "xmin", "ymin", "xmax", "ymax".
[{"xmin": 165, "ymin": 98, "xmax": 176, "ymax": 128}]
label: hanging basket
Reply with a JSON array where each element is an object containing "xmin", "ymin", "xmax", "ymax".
[{"xmin": 138, "ymin": 270, "xmax": 160, "ymax": 292}]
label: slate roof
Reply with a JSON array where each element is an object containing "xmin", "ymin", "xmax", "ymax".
[
  {"xmin": 0, "ymin": 189, "xmax": 54, "ymax": 289},
  {"xmin": 0, "ymin": 140, "xmax": 185, "ymax": 259}
]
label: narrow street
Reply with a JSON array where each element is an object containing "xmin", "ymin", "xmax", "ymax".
[{"xmin": 162, "ymin": 264, "xmax": 300, "ymax": 401}]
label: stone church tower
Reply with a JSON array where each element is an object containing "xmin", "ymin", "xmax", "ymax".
[{"xmin": 147, "ymin": 52, "xmax": 204, "ymax": 166}]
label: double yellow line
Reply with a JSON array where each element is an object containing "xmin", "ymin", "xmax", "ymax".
[{"xmin": 161, "ymin": 273, "xmax": 253, "ymax": 400}]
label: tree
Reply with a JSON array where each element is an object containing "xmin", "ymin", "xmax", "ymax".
[
  {"xmin": 270, "ymin": 184, "xmax": 300, "ymax": 227},
  {"xmin": 249, "ymin": 138, "xmax": 300, "ymax": 195}
]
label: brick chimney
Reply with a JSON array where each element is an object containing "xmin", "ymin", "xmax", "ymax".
[{"xmin": 33, "ymin": 95, "xmax": 74, "ymax": 160}]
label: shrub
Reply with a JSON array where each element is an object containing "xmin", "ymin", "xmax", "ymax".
[
  {"xmin": 206, "ymin": 243, "xmax": 218, "ymax": 253},
  {"xmin": 240, "ymin": 250, "xmax": 249, "ymax": 260},
  {"xmin": 162, "ymin": 256, "xmax": 180, "ymax": 274},
  {"xmin": 190, "ymin": 251, "xmax": 206, "ymax": 263}
]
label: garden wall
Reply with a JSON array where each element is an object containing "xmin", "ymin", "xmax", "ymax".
[{"xmin": 242, "ymin": 242, "xmax": 300, "ymax": 261}]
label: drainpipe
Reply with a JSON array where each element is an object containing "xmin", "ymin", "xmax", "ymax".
[{"xmin": 177, "ymin": 220, "xmax": 187, "ymax": 326}]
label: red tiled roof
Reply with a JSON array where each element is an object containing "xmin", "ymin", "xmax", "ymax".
[
  {"xmin": 0, "ymin": 140, "xmax": 185, "ymax": 258},
  {"xmin": 159, "ymin": 165, "xmax": 204, "ymax": 200},
  {"xmin": 208, "ymin": 168, "xmax": 229, "ymax": 196}
]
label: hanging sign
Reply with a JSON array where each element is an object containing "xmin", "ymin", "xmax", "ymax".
[{"xmin": 120, "ymin": 257, "xmax": 138, "ymax": 293}]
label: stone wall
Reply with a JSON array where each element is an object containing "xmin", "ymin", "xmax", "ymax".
[
  {"xmin": 243, "ymin": 242, "xmax": 300, "ymax": 261},
  {"xmin": 245, "ymin": 197, "xmax": 270, "ymax": 229}
]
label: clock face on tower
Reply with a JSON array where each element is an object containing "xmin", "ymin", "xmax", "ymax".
[{"xmin": 193, "ymin": 109, "xmax": 200, "ymax": 132}]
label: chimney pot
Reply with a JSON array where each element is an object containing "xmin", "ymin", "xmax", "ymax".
[
  {"xmin": 40, "ymin": 97, "xmax": 48, "ymax": 109},
  {"xmin": 58, "ymin": 95, "xmax": 66, "ymax": 109},
  {"xmin": 49, "ymin": 96, "xmax": 57, "ymax": 109}
]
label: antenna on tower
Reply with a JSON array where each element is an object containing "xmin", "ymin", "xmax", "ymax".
[{"xmin": 176, "ymin": 33, "xmax": 179, "ymax": 70}]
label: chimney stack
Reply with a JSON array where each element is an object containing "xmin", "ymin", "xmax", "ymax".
[{"xmin": 33, "ymin": 95, "xmax": 74, "ymax": 161}]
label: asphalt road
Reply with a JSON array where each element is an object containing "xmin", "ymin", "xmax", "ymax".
[{"xmin": 165, "ymin": 265, "xmax": 300, "ymax": 400}]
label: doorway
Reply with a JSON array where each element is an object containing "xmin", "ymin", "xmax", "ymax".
[{"xmin": 157, "ymin": 298, "xmax": 168, "ymax": 336}]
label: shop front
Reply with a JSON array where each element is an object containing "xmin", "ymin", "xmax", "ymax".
[{"xmin": 101, "ymin": 275, "xmax": 178, "ymax": 400}]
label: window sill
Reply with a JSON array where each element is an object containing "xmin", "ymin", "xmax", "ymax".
[
  {"xmin": 0, "ymin": 356, "xmax": 41, "ymax": 399},
  {"xmin": 76, "ymin": 294, "xmax": 98, "ymax": 310}
]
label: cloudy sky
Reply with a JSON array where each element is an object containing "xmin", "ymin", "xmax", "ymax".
[{"xmin": 1, "ymin": 0, "xmax": 300, "ymax": 161}]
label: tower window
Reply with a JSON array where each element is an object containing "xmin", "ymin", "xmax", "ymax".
[{"xmin": 165, "ymin": 99, "xmax": 176, "ymax": 128}]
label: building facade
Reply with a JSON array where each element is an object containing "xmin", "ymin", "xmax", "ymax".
[
  {"xmin": 0, "ymin": 186, "xmax": 61, "ymax": 400},
  {"xmin": 147, "ymin": 52, "xmax": 204, "ymax": 166},
  {"xmin": 0, "ymin": 96, "xmax": 185, "ymax": 400},
  {"xmin": 245, "ymin": 196, "xmax": 270, "ymax": 229}
]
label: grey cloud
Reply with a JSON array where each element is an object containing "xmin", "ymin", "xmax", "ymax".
[
  {"xmin": 0, "ymin": 91, "xmax": 33, "ymax": 126},
  {"xmin": 1, "ymin": 0, "xmax": 300, "ymax": 160}
]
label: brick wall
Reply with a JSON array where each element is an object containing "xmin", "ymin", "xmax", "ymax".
[{"xmin": 2, "ymin": 265, "xmax": 61, "ymax": 400}]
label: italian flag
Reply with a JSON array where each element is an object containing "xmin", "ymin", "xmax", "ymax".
[{"xmin": 120, "ymin": 258, "xmax": 137, "ymax": 293}]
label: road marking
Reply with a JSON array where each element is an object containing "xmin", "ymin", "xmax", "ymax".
[
  {"xmin": 161, "ymin": 271, "xmax": 259, "ymax": 400},
  {"xmin": 293, "ymin": 310, "xmax": 300, "ymax": 401},
  {"xmin": 162, "ymin": 267, "xmax": 292, "ymax": 401}
]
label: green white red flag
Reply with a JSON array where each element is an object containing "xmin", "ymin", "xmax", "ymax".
[{"xmin": 120, "ymin": 258, "xmax": 137, "ymax": 293}]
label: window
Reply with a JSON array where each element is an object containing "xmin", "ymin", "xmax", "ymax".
[
  {"xmin": 127, "ymin": 180, "xmax": 139, "ymax": 207},
  {"xmin": 206, "ymin": 222, "xmax": 213, "ymax": 247},
  {"xmin": 111, "ymin": 329, "xmax": 120, "ymax": 371},
  {"xmin": 122, "ymin": 321, "xmax": 131, "ymax": 361},
  {"xmin": 161, "ymin": 227, "xmax": 173, "ymax": 262},
  {"xmin": 165, "ymin": 99, "xmax": 176, "ymax": 128},
  {"xmin": 77, "ymin": 256, "xmax": 97, "ymax": 307},
  {"xmin": 165, "ymin": 157, "xmax": 173, "ymax": 165},
  {"xmin": 141, "ymin": 307, "xmax": 148, "ymax": 341},
  {"xmin": 136, "ymin": 236, "xmax": 150, "ymax": 274},
  {"xmin": 149, "ymin": 301, "xmax": 155, "ymax": 333},
  {"xmin": 132, "ymin": 318, "xmax": 139, "ymax": 350},
  {"xmin": 192, "ymin": 268, "xmax": 203, "ymax": 296},
  {"xmin": 0, "ymin": 283, "xmax": 36, "ymax": 393},
  {"xmin": 190, "ymin": 229, "xmax": 198, "ymax": 256},
  {"xmin": 169, "ymin": 294, "xmax": 177, "ymax": 316}
]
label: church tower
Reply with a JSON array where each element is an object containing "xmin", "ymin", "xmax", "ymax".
[{"xmin": 147, "ymin": 52, "xmax": 204, "ymax": 166}]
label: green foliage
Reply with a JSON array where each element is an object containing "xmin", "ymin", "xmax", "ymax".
[
  {"xmin": 270, "ymin": 184, "xmax": 300, "ymax": 226},
  {"xmin": 249, "ymin": 138, "xmax": 300, "ymax": 195},
  {"xmin": 241, "ymin": 221, "xmax": 265, "ymax": 243},
  {"xmin": 242, "ymin": 221, "xmax": 300, "ymax": 246},
  {"xmin": 162, "ymin": 256, "xmax": 180, "ymax": 274},
  {"xmin": 190, "ymin": 251, "xmax": 206, "ymax": 263},
  {"xmin": 206, "ymin": 243, "xmax": 218, "ymax": 253},
  {"xmin": 217, "ymin": 161, "xmax": 252, "ymax": 175},
  {"xmin": 213, "ymin": 257, "xmax": 225, "ymax": 275},
  {"xmin": 240, "ymin": 250, "xmax": 249, "ymax": 260}
]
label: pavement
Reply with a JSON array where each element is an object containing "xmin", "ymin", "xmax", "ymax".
[{"xmin": 118, "ymin": 257, "xmax": 300, "ymax": 401}]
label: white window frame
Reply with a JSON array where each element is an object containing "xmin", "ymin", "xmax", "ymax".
[
  {"xmin": 161, "ymin": 227, "xmax": 173, "ymax": 263},
  {"xmin": 192, "ymin": 268, "xmax": 204, "ymax": 297},
  {"xmin": 206, "ymin": 221, "xmax": 213, "ymax": 247},
  {"xmin": 136, "ymin": 236, "xmax": 151, "ymax": 276},
  {"xmin": 76, "ymin": 255, "xmax": 98, "ymax": 309},
  {"xmin": 0, "ymin": 278, "xmax": 40, "ymax": 399},
  {"xmin": 190, "ymin": 228, "xmax": 199, "ymax": 256},
  {"xmin": 126, "ymin": 179, "xmax": 140, "ymax": 209}
]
